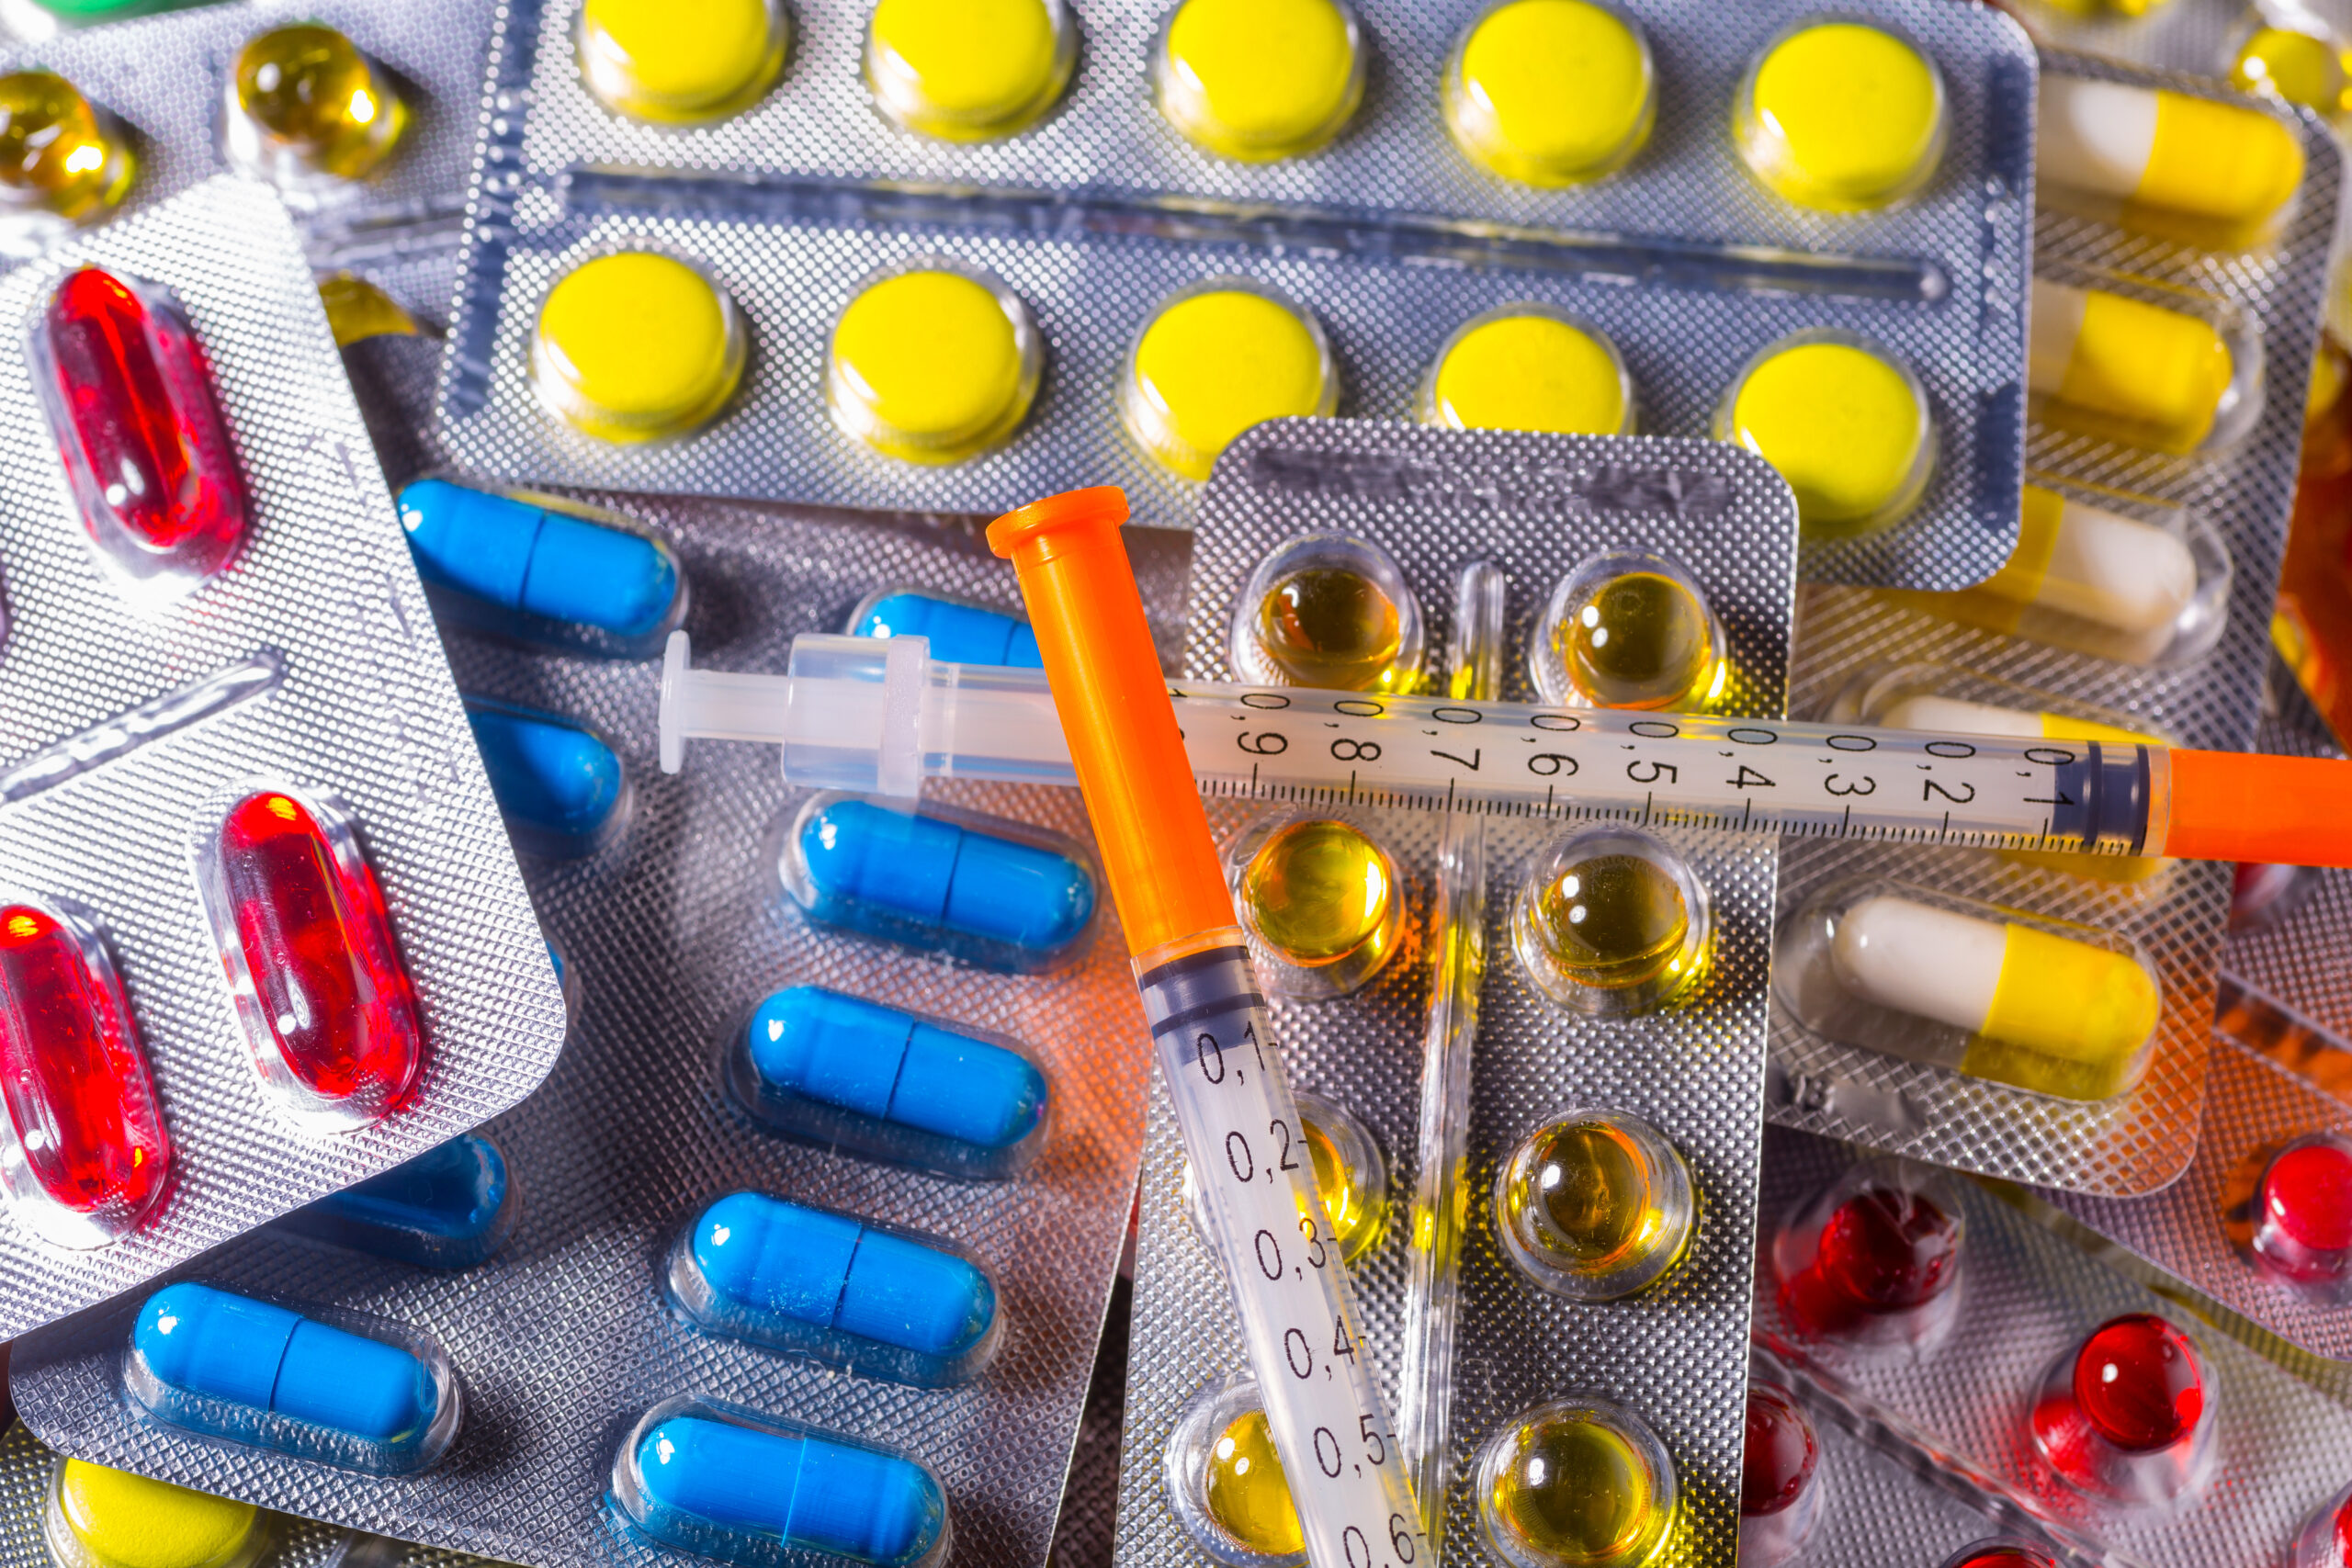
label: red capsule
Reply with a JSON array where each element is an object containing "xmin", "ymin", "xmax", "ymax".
[
  {"xmin": 1741, "ymin": 1385, "xmax": 1819, "ymax": 1517},
  {"xmin": 198, "ymin": 786, "xmax": 420, "ymax": 1131},
  {"xmin": 1781, "ymin": 1181, "xmax": 1961, "ymax": 1342},
  {"xmin": 2030, "ymin": 1313, "xmax": 2211, "ymax": 1506},
  {"xmin": 30, "ymin": 265, "xmax": 246, "ymax": 599},
  {"xmin": 0, "ymin": 897, "xmax": 168, "ymax": 1246},
  {"xmin": 1936, "ymin": 1546, "xmax": 2057, "ymax": 1568},
  {"xmin": 2254, "ymin": 1134, "xmax": 2352, "ymax": 1289}
]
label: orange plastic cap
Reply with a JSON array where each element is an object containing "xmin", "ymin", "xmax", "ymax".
[
  {"xmin": 989, "ymin": 487, "xmax": 1237, "ymax": 953},
  {"xmin": 2163, "ymin": 749, "xmax": 2352, "ymax": 867}
]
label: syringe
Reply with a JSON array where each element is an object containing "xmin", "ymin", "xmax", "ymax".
[
  {"xmin": 661, "ymin": 624, "xmax": 2352, "ymax": 869},
  {"xmin": 987, "ymin": 489, "xmax": 1424, "ymax": 1568}
]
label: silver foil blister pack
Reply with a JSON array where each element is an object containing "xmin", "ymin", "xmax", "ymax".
[
  {"xmin": 0, "ymin": 0, "xmax": 495, "ymax": 259},
  {"xmin": 435, "ymin": 0, "xmax": 2032, "ymax": 590},
  {"xmin": 1111, "ymin": 423, "xmax": 1796, "ymax": 1568},
  {"xmin": 1760, "ymin": 55, "xmax": 2340, "ymax": 1196},
  {"xmin": 11, "ymin": 487, "xmax": 1181, "ymax": 1567},
  {"xmin": 1754, "ymin": 1125, "xmax": 2352, "ymax": 1568},
  {"xmin": 0, "ymin": 175, "xmax": 562, "ymax": 1337}
]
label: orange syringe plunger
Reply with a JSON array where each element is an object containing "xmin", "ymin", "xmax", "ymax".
[
  {"xmin": 988, "ymin": 487, "xmax": 1237, "ymax": 957},
  {"xmin": 2161, "ymin": 749, "xmax": 2352, "ymax": 867}
]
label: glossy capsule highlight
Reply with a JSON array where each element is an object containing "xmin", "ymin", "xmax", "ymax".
[
  {"xmin": 1532, "ymin": 548, "xmax": 1722, "ymax": 711},
  {"xmin": 1494, "ymin": 1110, "xmax": 1692, "ymax": 1301},
  {"xmin": 1738, "ymin": 1383, "xmax": 1822, "ymax": 1568},
  {"xmin": 2249, "ymin": 1131, "xmax": 2352, "ymax": 1300},
  {"xmin": 464, "ymin": 694, "xmax": 631, "ymax": 860},
  {"xmin": 1512, "ymin": 828, "xmax": 1710, "ymax": 1018},
  {"xmin": 850, "ymin": 588, "xmax": 1043, "ymax": 668},
  {"xmin": 1164, "ymin": 1374, "xmax": 1305, "ymax": 1568},
  {"xmin": 2028, "ymin": 1313, "xmax": 2213, "ymax": 1506},
  {"xmin": 1229, "ymin": 813, "xmax": 1408, "ymax": 1000},
  {"xmin": 0, "ymin": 897, "xmax": 169, "ymax": 1249},
  {"xmin": 1228, "ymin": 533, "xmax": 1424, "ymax": 694},
  {"xmin": 0, "ymin": 70, "xmax": 133, "ymax": 235},
  {"xmin": 1476, "ymin": 1396, "xmax": 1678, "ymax": 1568},
  {"xmin": 612, "ymin": 1397, "xmax": 949, "ymax": 1568},
  {"xmin": 272, "ymin": 1134, "xmax": 515, "ymax": 1269},
  {"xmin": 397, "ymin": 478, "xmax": 686, "ymax": 656},
  {"xmin": 1772, "ymin": 1158, "xmax": 1963, "ymax": 1353},
  {"xmin": 775, "ymin": 794, "xmax": 1096, "ymax": 973},
  {"xmin": 127, "ymin": 1282, "xmax": 459, "ymax": 1474},
  {"xmin": 729, "ymin": 986, "xmax": 1049, "ymax": 1178},
  {"xmin": 221, "ymin": 24, "xmax": 409, "ymax": 195},
  {"xmin": 192, "ymin": 784, "xmax": 423, "ymax": 1133},
  {"xmin": 30, "ymin": 266, "xmax": 248, "ymax": 602},
  {"xmin": 668, "ymin": 1190, "xmax": 1001, "ymax": 1385}
]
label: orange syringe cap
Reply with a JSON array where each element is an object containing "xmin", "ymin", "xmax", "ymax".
[
  {"xmin": 2162, "ymin": 749, "xmax": 2352, "ymax": 866},
  {"xmin": 988, "ymin": 487, "xmax": 1236, "ymax": 955}
]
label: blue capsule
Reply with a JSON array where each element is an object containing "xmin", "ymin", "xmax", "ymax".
[
  {"xmin": 616, "ymin": 1403, "xmax": 947, "ymax": 1568},
  {"xmin": 398, "ymin": 478, "xmax": 684, "ymax": 654},
  {"xmin": 128, "ymin": 1282, "xmax": 456, "ymax": 1473},
  {"xmin": 274, "ymin": 1134, "xmax": 516, "ymax": 1269},
  {"xmin": 734, "ymin": 987, "xmax": 1046, "ymax": 1176},
  {"xmin": 669, "ymin": 1191, "xmax": 998, "ymax": 1385},
  {"xmin": 852, "ymin": 591, "xmax": 1043, "ymax": 668},
  {"xmin": 464, "ymin": 694, "xmax": 629, "ymax": 859},
  {"xmin": 783, "ymin": 796, "xmax": 1094, "ymax": 973}
]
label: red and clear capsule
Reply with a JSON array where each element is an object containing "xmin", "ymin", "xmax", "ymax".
[
  {"xmin": 0, "ymin": 896, "xmax": 169, "ymax": 1247},
  {"xmin": 2251, "ymin": 1132, "xmax": 2352, "ymax": 1300},
  {"xmin": 193, "ymin": 784, "xmax": 421, "ymax": 1132},
  {"xmin": 1772, "ymin": 1157, "xmax": 1963, "ymax": 1355},
  {"xmin": 2288, "ymin": 1478, "xmax": 2352, "ymax": 1568},
  {"xmin": 1934, "ymin": 1544, "xmax": 2059, "ymax": 1568},
  {"xmin": 28, "ymin": 265, "xmax": 247, "ymax": 602},
  {"xmin": 2028, "ymin": 1313, "xmax": 2213, "ymax": 1507}
]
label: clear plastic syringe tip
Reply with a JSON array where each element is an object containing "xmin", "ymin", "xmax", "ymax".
[
  {"xmin": 659, "ymin": 629, "xmax": 946, "ymax": 797},
  {"xmin": 659, "ymin": 629, "xmax": 794, "ymax": 774}
]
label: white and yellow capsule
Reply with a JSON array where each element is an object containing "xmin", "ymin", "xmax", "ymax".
[
  {"xmin": 2030, "ymin": 279, "xmax": 2241, "ymax": 455},
  {"xmin": 1828, "ymin": 894, "xmax": 2160, "ymax": 1100},
  {"xmin": 2037, "ymin": 75, "xmax": 2304, "ymax": 239}
]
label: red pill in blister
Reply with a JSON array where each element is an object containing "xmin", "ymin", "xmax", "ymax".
[
  {"xmin": 2252, "ymin": 1133, "xmax": 2352, "ymax": 1296},
  {"xmin": 194, "ymin": 785, "xmax": 421, "ymax": 1132},
  {"xmin": 2288, "ymin": 1482, "xmax": 2352, "ymax": 1568},
  {"xmin": 2029, "ymin": 1313, "xmax": 2211, "ymax": 1506},
  {"xmin": 0, "ymin": 897, "xmax": 169, "ymax": 1247},
  {"xmin": 1776, "ymin": 1167, "xmax": 1962, "ymax": 1352},
  {"xmin": 28, "ymin": 265, "xmax": 247, "ymax": 600},
  {"xmin": 1738, "ymin": 1382, "xmax": 1821, "ymax": 1568}
]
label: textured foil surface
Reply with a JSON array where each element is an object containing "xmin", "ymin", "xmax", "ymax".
[
  {"xmin": 1756, "ymin": 1126, "xmax": 2352, "ymax": 1568},
  {"xmin": 13, "ymin": 484, "xmax": 1180, "ymax": 1568},
  {"xmin": 0, "ymin": 0, "xmax": 493, "ymax": 258},
  {"xmin": 1108, "ymin": 423, "xmax": 1796, "ymax": 1568},
  {"xmin": 438, "ymin": 0, "xmax": 2033, "ymax": 590},
  {"xmin": 1761, "ymin": 56, "xmax": 2340, "ymax": 1196},
  {"xmin": 1747, "ymin": 1351, "xmax": 2080, "ymax": 1568},
  {"xmin": 0, "ymin": 177, "xmax": 563, "ymax": 1337}
]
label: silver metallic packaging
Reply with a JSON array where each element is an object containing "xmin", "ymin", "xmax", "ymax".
[
  {"xmin": 436, "ymin": 0, "xmax": 2034, "ymax": 590},
  {"xmin": 0, "ymin": 0, "xmax": 494, "ymax": 260},
  {"xmin": 0, "ymin": 175, "xmax": 563, "ymax": 1337},
  {"xmin": 1754, "ymin": 1124, "xmax": 2352, "ymax": 1568},
  {"xmin": 1113, "ymin": 423, "xmax": 1796, "ymax": 1568},
  {"xmin": 1761, "ymin": 55, "xmax": 2340, "ymax": 1196},
  {"xmin": 10, "ymin": 486, "xmax": 1182, "ymax": 1567}
]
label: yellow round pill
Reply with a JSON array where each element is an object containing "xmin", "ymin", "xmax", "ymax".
[
  {"xmin": 1122, "ymin": 282, "xmax": 1337, "ymax": 480},
  {"xmin": 577, "ymin": 0, "xmax": 788, "ymax": 124},
  {"xmin": 865, "ymin": 0, "xmax": 1076, "ymax": 141},
  {"xmin": 531, "ymin": 251, "xmax": 746, "ymax": 444},
  {"xmin": 46, "ymin": 1458, "xmax": 266, "ymax": 1568},
  {"xmin": 1717, "ymin": 333, "xmax": 1933, "ymax": 535},
  {"xmin": 1154, "ymin": 0, "xmax": 1364, "ymax": 163},
  {"xmin": 1443, "ymin": 0, "xmax": 1655, "ymax": 187},
  {"xmin": 1734, "ymin": 20, "xmax": 1946, "ymax": 211},
  {"xmin": 826, "ymin": 264, "xmax": 1040, "ymax": 464},
  {"xmin": 1424, "ymin": 309, "xmax": 1633, "ymax": 435}
]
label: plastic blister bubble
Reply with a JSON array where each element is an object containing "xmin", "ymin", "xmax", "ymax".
[
  {"xmin": 1763, "ymin": 57, "xmax": 2340, "ymax": 1195},
  {"xmin": 0, "ymin": 0, "xmax": 497, "ymax": 261},
  {"xmin": 1756, "ymin": 1125, "xmax": 2352, "ymax": 1568},
  {"xmin": 1109, "ymin": 421, "xmax": 1798, "ymax": 1568},
  {"xmin": 0, "ymin": 177, "xmax": 563, "ymax": 1337},
  {"xmin": 437, "ymin": 0, "xmax": 2032, "ymax": 590},
  {"xmin": 9, "ymin": 489, "xmax": 1183, "ymax": 1566}
]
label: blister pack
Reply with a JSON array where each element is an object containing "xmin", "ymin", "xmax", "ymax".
[
  {"xmin": 1110, "ymin": 422, "xmax": 1795, "ymax": 1568},
  {"xmin": 1754, "ymin": 1125, "xmax": 2352, "ymax": 1568},
  {"xmin": 1758, "ymin": 55, "xmax": 2339, "ymax": 1196},
  {"xmin": 434, "ymin": 0, "xmax": 2032, "ymax": 590},
  {"xmin": 0, "ymin": 0, "xmax": 495, "ymax": 262},
  {"xmin": 0, "ymin": 175, "xmax": 562, "ymax": 1337},
  {"xmin": 10, "ymin": 483, "xmax": 1187, "ymax": 1568}
]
